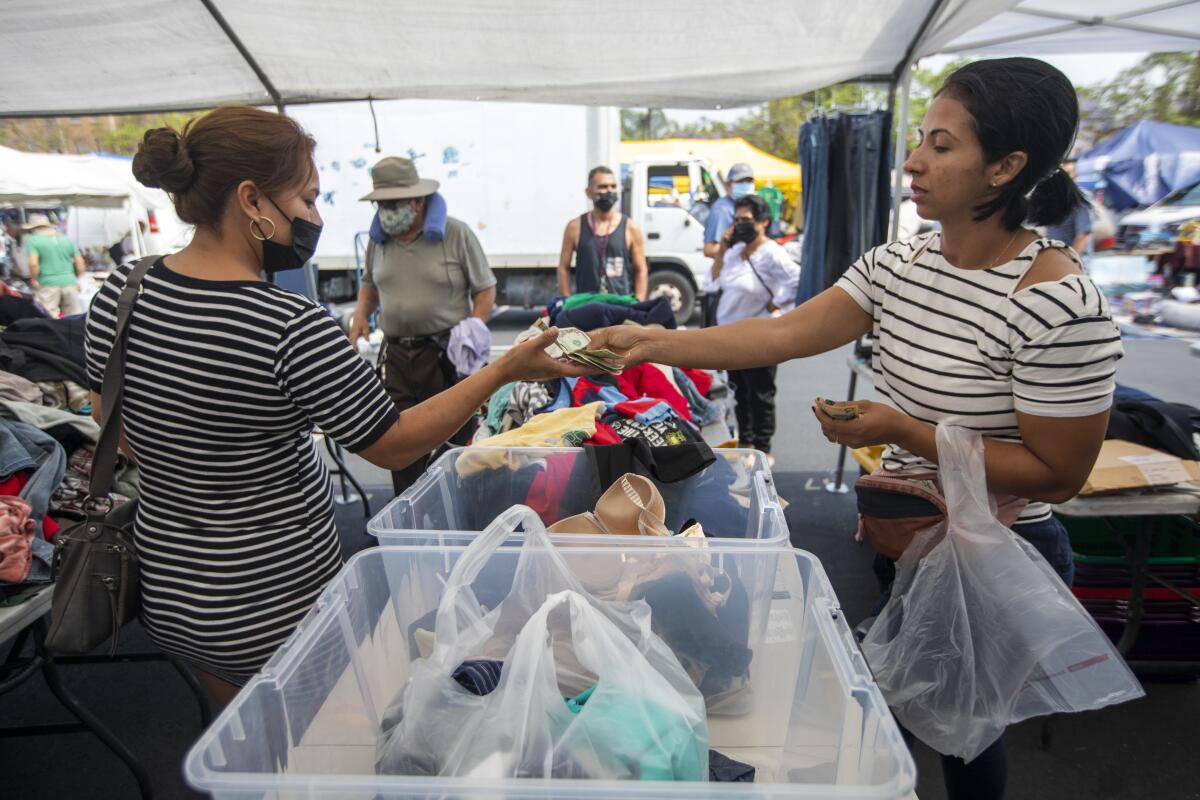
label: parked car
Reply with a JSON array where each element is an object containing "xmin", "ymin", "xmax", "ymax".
[{"xmin": 1114, "ymin": 180, "xmax": 1200, "ymax": 251}]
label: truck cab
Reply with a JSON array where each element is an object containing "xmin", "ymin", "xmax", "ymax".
[{"xmin": 623, "ymin": 156, "xmax": 725, "ymax": 324}]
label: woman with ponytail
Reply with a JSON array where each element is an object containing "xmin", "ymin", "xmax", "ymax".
[{"xmin": 588, "ymin": 58, "xmax": 1122, "ymax": 799}]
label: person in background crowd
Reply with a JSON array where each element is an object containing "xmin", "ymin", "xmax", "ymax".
[
  {"xmin": 348, "ymin": 157, "xmax": 498, "ymax": 495},
  {"xmin": 557, "ymin": 166, "xmax": 648, "ymax": 300},
  {"xmin": 703, "ymin": 162, "xmax": 755, "ymax": 259},
  {"xmin": 709, "ymin": 194, "xmax": 799, "ymax": 463},
  {"xmin": 1044, "ymin": 158, "xmax": 1092, "ymax": 255},
  {"xmin": 589, "ymin": 57, "xmax": 1121, "ymax": 800},
  {"xmin": 23, "ymin": 212, "xmax": 84, "ymax": 316},
  {"xmin": 89, "ymin": 108, "xmax": 588, "ymax": 707},
  {"xmin": 108, "ymin": 219, "xmax": 148, "ymax": 267}
]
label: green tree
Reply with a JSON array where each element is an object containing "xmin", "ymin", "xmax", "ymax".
[
  {"xmin": 1077, "ymin": 53, "xmax": 1200, "ymax": 149},
  {"xmin": 620, "ymin": 108, "xmax": 673, "ymax": 140}
]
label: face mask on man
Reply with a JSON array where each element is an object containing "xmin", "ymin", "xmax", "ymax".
[
  {"xmin": 731, "ymin": 182, "xmax": 755, "ymax": 200},
  {"xmin": 593, "ymin": 192, "xmax": 619, "ymax": 212},
  {"xmin": 260, "ymin": 197, "xmax": 322, "ymax": 273},
  {"xmin": 379, "ymin": 203, "xmax": 418, "ymax": 236},
  {"xmin": 731, "ymin": 220, "xmax": 759, "ymax": 245}
]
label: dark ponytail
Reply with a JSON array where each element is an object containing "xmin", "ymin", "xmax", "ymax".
[{"xmin": 938, "ymin": 57, "xmax": 1086, "ymax": 230}]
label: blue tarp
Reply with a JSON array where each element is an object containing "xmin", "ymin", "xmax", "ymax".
[{"xmin": 1077, "ymin": 121, "xmax": 1200, "ymax": 211}]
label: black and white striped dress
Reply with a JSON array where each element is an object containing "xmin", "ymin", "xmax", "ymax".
[
  {"xmin": 85, "ymin": 260, "xmax": 398, "ymax": 684},
  {"xmin": 836, "ymin": 232, "xmax": 1124, "ymax": 524}
]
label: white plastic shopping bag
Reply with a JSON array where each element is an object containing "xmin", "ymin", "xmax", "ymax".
[
  {"xmin": 861, "ymin": 425, "xmax": 1144, "ymax": 762},
  {"xmin": 376, "ymin": 505, "xmax": 708, "ymax": 780}
]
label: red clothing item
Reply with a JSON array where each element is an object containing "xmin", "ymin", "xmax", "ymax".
[
  {"xmin": 524, "ymin": 452, "xmax": 580, "ymax": 525},
  {"xmin": 0, "ymin": 472, "xmax": 59, "ymax": 539},
  {"xmin": 615, "ymin": 364, "xmax": 691, "ymax": 422},
  {"xmin": 586, "ymin": 422, "xmax": 624, "ymax": 446},
  {"xmin": 680, "ymin": 368, "xmax": 713, "ymax": 397}
]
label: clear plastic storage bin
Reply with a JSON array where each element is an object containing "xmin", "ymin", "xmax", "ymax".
[
  {"xmin": 185, "ymin": 543, "xmax": 915, "ymax": 799},
  {"xmin": 369, "ymin": 446, "xmax": 787, "ymax": 547}
]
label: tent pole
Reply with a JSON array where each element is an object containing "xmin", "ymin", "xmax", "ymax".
[
  {"xmin": 197, "ymin": 0, "xmax": 285, "ymax": 112},
  {"xmin": 889, "ymin": 65, "xmax": 912, "ymax": 240}
]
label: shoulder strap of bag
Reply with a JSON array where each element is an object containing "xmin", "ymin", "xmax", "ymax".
[{"xmin": 89, "ymin": 256, "xmax": 156, "ymax": 500}]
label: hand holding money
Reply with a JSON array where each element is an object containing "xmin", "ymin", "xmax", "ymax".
[{"xmin": 532, "ymin": 318, "xmax": 624, "ymax": 374}]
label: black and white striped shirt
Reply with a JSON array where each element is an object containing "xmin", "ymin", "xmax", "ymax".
[
  {"xmin": 85, "ymin": 259, "xmax": 398, "ymax": 683},
  {"xmin": 836, "ymin": 233, "xmax": 1123, "ymax": 523}
]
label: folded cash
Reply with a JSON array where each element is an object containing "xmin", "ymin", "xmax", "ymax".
[{"xmin": 532, "ymin": 318, "xmax": 623, "ymax": 373}]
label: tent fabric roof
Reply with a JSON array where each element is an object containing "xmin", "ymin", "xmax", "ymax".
[
  {"xmin": 930, "ymin": 0, "xmax": 1200, "ymax": 56},
  {"xmin": 0, "ymin": 0, "xmax": 1012, "ymax": 115},
  {"xmin": 1076, "ymin": 121, "xmax": 1200, "ymax": 209},
  {"xmin": 0, "ymin": 145, "xmax": 172, "ymax": 209},
  {"xmin": 620, "ymin": 138, "xmax": 800, "ymax": 192}
]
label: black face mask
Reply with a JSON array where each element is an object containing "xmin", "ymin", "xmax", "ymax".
[
  {"xmin": 593, "ymin": 192, "xmax": 619, "ymax": 212},
  {"xmin": 261, "ymin": 197, "xmax": 323, "ymax": 273},
  {"xmin": 731, "ymin": 220, "xmax": 759, "ymax": 245}
]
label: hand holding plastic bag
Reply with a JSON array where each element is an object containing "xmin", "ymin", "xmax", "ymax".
[
  {"xmin": 377, "ymin": 505, "xmax": 708, "ymax": 780},
  {"xmin": 861, "ymin": 425, "xmax": 1143, "ymax": 762}
]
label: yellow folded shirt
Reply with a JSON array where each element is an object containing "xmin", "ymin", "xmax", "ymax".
[{"xmin": 455, "ymin": 402, "xmax": 604, "ymax": 477}]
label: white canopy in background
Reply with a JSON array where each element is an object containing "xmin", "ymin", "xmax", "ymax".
[
  {"xmin": 931, "ymin": 0, "xmax": 1200, "ymax": 56},
  {"xmin": 0, "ymin": 145, "xmax": 133, "ymax": 208},
  {"xmin": 0, "ymin": 0, "xmax": 1013, "ymax": 115}
]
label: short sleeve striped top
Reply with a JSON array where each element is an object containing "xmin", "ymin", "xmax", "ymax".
[
  {"xmin": 84, "ymin": 259, "xmax": 399, "ymax": 683},
  {"xmin": 835, "ymin": 232, "xmax": 1123, "ymax": 523}
]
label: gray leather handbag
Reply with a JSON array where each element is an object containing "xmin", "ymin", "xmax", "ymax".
[{"xmin": 44, "ymin": 256, "xmax": 154, "ymax": 656}]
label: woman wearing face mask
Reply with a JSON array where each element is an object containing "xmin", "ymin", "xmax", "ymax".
[
  {"xmin": 87, "ymin": 107, "xmax": 589, "ymax": 706},
  {"xmin": 710, "ymin": 194, "xmax": 799, "ymax": 460},
  {"xmin": 589, "ymin": 58, "xmax": 1123, "ymax": 799}
]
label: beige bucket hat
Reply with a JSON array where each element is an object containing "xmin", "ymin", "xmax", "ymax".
[{"xmin": 359, "ymin": 156, "xmax": 439, "ymax": 201}]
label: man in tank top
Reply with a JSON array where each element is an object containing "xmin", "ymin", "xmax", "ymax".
[{"xmin": 557, "ymin": 166, "xmax": 648, "ymax": 300}]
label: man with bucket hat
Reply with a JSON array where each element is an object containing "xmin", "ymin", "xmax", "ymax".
[
  {"xmin": 350, "ymin": 157, "xmax": 497, "ymax": 495},
  {"xmin": 23, "ymin": 212, "xmax": 86, "ymax": 316}
]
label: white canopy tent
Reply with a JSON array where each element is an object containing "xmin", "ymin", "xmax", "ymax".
[
  {"xmin": 1, "ymin": 1, "xmax": 1196, "ymax": 236},
  {"xmin": 0, "ymin": 0, "xmax": 1012, "ymax": 115}
]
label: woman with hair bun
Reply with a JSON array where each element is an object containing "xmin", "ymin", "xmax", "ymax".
[
  {"xmin": 589, "ymin": 57, "xmax": 1123, "ymax": 798},
  {"xmin": 87, "ymin": 107, "xmax": 589, "ymax": 706}
]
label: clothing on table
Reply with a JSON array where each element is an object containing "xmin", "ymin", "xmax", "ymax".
[
  {"xmin": 0, "ymin": 294, "xmax": 49, "ymax": 326},
  {"xmin": 711, "ymin": 240, "xmax": 800, "ymax": 326},
  {"xmin": 51, "ymin": 447, "xmax": 133, "ymax": 520},
  {"xmin": 34, "ymin": 284, "xmax": 82, "ymax": 317},
  {"xmin": 679, "ymin": 367, "xmax": 712, "ymax": 396},
  {"xmin": 455, "ymin": 402, "xmax": 604, "ymax": 478},
  {"xmin": 673, "ymin": 368, "xmax": 723, "ymax": 427},
  {"xmin": 0, "ymin": 399, "xmax": 101, "ymax": 456},
  {"xmin": 606, "ymin": 415, "xmax": 700, "ymax": 448},
  {"xmin": 1045, "ymin": 204, "xmax": 1092, "ymax": 249},
  {"xmin": 587, "ymin": 421, "xmax": 624, "ymax": 445},
  {"xmin": 836, "ymin": 233, "xmax": 1123, "ymax": 523},
  {"xmin": 85, "ymin": 259, "xmax": 399, "ymax": 685},
  {"xmin": 524, "ymin": 452, "xmax": 578, "ymax": 525},
  {"xmin": 0, "ymin": 419, "xmax": 67, "ymax": 584},
  {"xmin": 729, "ymin": 365, "xmax": 777, "ymax": 452},
  {"xmin": 368, "ymin": 191, "xmax": 448, "ymax": 245},
  {"xmin": 0, "ymin": 496, "xmax": 37, "ymax": 584},
  {"xmin": 508, "ymin": 381, "xmax": 557, "ymax": 426},
  {"xmin": 615, "ymin": 363, "xmax": 691, "ymax": 422},
  {"xmin": 703, "ymin": 195, "xmax": 736, "ymax": 245},
  {"xmin": 709, "ymin": 750, "xmax": 755, "ymax": 783},
  {"xmin": 0, "ymin": 472, "xmax": 60, "ymax": 539},
  {"xmin": 0, "ymin": 371, "xmax": 43, "ymax": 405},
  {"xmin": 612, "ymin": 398, "xmax": 677, "ymax": 426},
  {"xmin": 562, "ymin": 292, "xmax": 637, "ymax": 311},
  {"xmin": 446, "ymin": 317, "xmax": 491, "ymax": 378},
  {"xmin": 574, "ymin": 213, "xmax": 633, "ymax": 296},
  {"xmin": 483, "ymin": 382, "xmax": 516, "ymax": 437},
  {"xmin": 549, "ymin": 472, "xmax": 672, "ymax": 537},
  {"xmin": 380, "ymin": 338, "xmax": 476, "ymax": 495},
  {"xmin": 0, "ymin": 316, "xmax": 89, "ymax": 386},
  {"xmin": 24, "ymin": 233, "xmax": 79, "ymax": 287},
  {"xmin": 571, "ymin": 375, "xmax": 629, "ymax": 410},
  {"xmin": 553, "ymin": 295, "xmax": 676, "ymax": 332},
  {"xmin": 362, "ymin": 216, "xmax": 496, "ymax": 338},
  {"xmin": 451, "ymin": 658, "xmax": 504, "ymax": 696},
  {"xmin": 37, "ymin": 380, "xmax": 90, "ymax": 412}
]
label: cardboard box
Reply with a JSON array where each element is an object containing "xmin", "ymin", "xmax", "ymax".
[{"xmin": 1079, "ymin": 439, "xmax": 1200, "ymax": 496}]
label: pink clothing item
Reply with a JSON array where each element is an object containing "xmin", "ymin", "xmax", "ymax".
[{"xmin": 0, "ymin": 496, "xmax": 36, "ymax": 583}]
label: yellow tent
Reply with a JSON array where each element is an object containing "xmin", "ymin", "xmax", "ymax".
[
  {"xmin": 620, "ymin": 137, "xmax": 800, "ymax": 223},
  {"xmin": 620, "ymin": 137, "xmax": 800, "ymax": 192}
]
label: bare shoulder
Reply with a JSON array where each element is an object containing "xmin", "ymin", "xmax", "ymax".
[
  {"xmin": 564, "ymin": 216, "xmax": 581, "ymax": 240},
  {"xmin": 1015, "ymin": 245, "xmax": 1082, "ymax": 293}
]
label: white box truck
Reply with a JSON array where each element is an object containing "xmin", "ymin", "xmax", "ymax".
[{"xmin": 292, "ymin": 100, "xmax": 726, "ymax": 323}]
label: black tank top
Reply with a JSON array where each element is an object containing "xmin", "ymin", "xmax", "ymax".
[{"xmin": 575, "ymin": 213, "xmax": 632, "ymax": 295}]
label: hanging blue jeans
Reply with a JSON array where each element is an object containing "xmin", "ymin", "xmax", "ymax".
[{"xmin": 798, "ymin": 117, "xmax": 832, "ymax": 304}]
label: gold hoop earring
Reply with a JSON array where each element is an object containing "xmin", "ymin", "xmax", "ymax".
[{"xmin": 250, "ymin": 216, "xmax": 276, "ymax": 241}]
